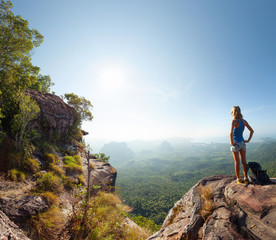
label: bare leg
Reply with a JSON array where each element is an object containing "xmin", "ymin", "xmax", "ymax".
[
  {"xmin": 232, "ymin": 151, "xmax": 240, "ymax": 179},
  {"xmin": 240, "ymin": 150, "xmax": 248, "ymax": 179}
]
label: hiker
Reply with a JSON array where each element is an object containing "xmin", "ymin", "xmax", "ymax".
[{"xmin": 230, "ymin": 106, "xmax": 254, "ymax": 184}]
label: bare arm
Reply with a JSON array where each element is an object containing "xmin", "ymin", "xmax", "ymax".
[
  {"xmin": 230, "ymin": 119, "xmax": 236, "ymax": 145},
  {"xmin": 243, "ymin": 120, "xmax": 254, "ymax": 143}
]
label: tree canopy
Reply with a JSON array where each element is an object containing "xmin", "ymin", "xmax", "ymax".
[
  {"xmin": 63, "ymin": 93, "xmax": 93, "ymax": 126},
  {"xmin": 0, "ymin": 0, "xmax": 53, "ymax": 129}
]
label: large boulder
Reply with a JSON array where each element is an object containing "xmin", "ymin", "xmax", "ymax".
[
  {"xmin": 0, "ymin": 195, "xmax": 49, "ymax": 228},
  {"xmin": 82, "ymin": 157, "xmax": 117, "ymax": 194},
  {"xmin": 148, "ymin": 175, "xmax": 276, "ymax": 240},
  {"xmin": 0, "ymin": 210, "xmax": 30, "ymax": 240},
  {"xmin": 26, "ymin": 89, "xmax": 77, "ymax": 141}
]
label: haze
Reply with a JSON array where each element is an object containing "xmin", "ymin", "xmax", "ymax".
[{"xmin": 12, "ymin": 0, "xmax": 276, "ymax": 143}]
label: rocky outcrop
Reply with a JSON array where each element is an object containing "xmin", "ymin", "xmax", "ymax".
[
  {"xmin": 148, "ymin": 175, "xmax": 276, "ymax": 240},
  {"xmin": 0, "ymin": 195, "xmax": 49, "ymax": 228},
  {"xmin": 82, "ymin": 157, "xmax": 117, "ymax": 194},
  {"xmin": 26, "ymin": 89, "xmax": 77, "ymax": 140},
  {"xmin": 0, "ymin": 210, "xmax": 30, "ymax": 240}
]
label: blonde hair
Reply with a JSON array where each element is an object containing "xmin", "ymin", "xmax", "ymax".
[{"xmin": 231, "ymin": 106, "xmax": 243, "ymax": 119}]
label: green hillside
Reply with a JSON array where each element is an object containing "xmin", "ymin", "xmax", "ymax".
[{"xmin": 113, "ymin": 140, "xmax": 276, "ymax": 225}]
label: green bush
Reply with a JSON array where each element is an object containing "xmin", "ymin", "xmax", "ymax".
[
  {"xmin": 71, "ymin": 191, "xmax": 151, "ymax": 240},
  {"xmin": 63, "ymin": 155, "xmax": 83, "ymax": 175},
  {"xmin": 35, "ymin": 172, "xmax": 63, "ymax": 194},
  {"xmin": 49, "ymin": 163, "xmax": 65, "ymax": 176}
]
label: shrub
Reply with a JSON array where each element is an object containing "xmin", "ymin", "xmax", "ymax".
[
  {"xmin": 64, "ymin": 155, "xmax": 81, "ymax": 165},
  {"xmin": 49, "ymin": 163, "xmax": 65, "ymax": 176},
  {"xmin": 35, "ymin": 172, "xmax": 63, "ymax": 194},
  {"xmin": 198, "ymin": 184, "xmax": 215, "ymax": 220},
  {"xmin": 41, "ymin": 192, "xmax": 59, "ymax": 206},
  {"xmin": 25, "ymin": 158, "xmax": 40, "ymax": 173},
  {"xmin": 64, "ymin": 162, "xmax": 83, "ymax": 175},
  {"xmin": 77, "ymin": 174, "xmax": 86, "ymax": 185},
  {"xmin": 131, "ymin": 215, "xmax": 160, "ymax": 232},
  {"xmin": 63, "ymin": 176, "xmax": 76, "ymax": 191},
  {"xmin": 30, "ymin": 206, "xmax": 65, "ymax": 240},
  {"xmin": 8, "ymin": 169, "xmax": 26, "ymax": 182},
  {"xmin": 71, "ymin": 191, "xmax": 151, "ymax": 240},
  {"xmin": 44, "ymin": 153, "xmax": 59, "ymax": 165},
  {"xmin": 63, "ymin": 155, "xmax": 83, "ymax": 175}
]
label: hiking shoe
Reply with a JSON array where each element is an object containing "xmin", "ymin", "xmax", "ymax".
[
  {"xmin": 244, "ymin": 178, "xmax": 249, "ymax": 184},
  {"xmin": 236, "ymin": 179, "xmax": 244, "ymax": 184}
]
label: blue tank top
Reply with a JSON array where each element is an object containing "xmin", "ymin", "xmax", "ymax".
[{"xmin": 233, "ymin": 119, "xmax": 244, "ymax": 143}]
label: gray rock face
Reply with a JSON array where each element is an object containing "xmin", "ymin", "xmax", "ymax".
[
  {"xmin": 148, "ymin": 175, "xmax": 276, "ymax": 240},
  {"xmin": 0, "ymin": 195, "xmax": 49, "ymax": 227},
  {"xmin": 0, "ymin": 210, "xmax": 30, "ymax": 240},
  {"xmin": 26, "ymin": 89, "xmax": 77, "ymax": 141},
  {"xmin": 82, "ymin": 158, "xmax": 117, "ymax": 194}
]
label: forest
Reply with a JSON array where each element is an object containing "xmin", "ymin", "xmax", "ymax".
[{"xmin": 103, "ymin": 139, "xmax": 276, "ymax": 225}]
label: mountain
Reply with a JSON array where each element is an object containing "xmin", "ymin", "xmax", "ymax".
[
  {"xmin": 148, "ymin": 175, "xmax": 276, "ymax": 240},
  {"xmin": 100, "ymin": 142, "xmax": 135, "ymax": 165}
]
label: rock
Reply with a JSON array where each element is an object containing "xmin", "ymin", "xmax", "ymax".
[
  {"xmin": 0, "ymin": 210, "xmax": 30, "ymax": 240},
  {"xmin": 26, "ymin": 89, "xmax": 77, "ymax": 141},
  {"xmin": 82, "ymin": 158, "xmax": 117, "ymax": 194},
  {"xmin": 148, "ymin": 175, "xmax": 276, "ymax": 240},
  {"xmin": 0, "ymin": 195, "xmax": 49, "ymax": 228}
]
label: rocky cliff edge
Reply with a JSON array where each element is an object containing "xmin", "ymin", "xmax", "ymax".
[{"xmin": 148, "ymin": 175, "xmax": 276, "ymax": 240}]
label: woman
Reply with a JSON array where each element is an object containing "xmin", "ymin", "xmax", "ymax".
[{"xmin": 230, "ymin": 106, "xmax": 254, "ymax": 184}]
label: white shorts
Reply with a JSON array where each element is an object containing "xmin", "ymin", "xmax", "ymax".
[{"xmin": 230, "ymin": 141, "xmax": 246, "ymax": 152}]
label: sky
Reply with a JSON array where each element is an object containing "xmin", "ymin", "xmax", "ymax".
[{"xmin": 11, "ymin": 0, "xmax": 276, "ymax": 143}]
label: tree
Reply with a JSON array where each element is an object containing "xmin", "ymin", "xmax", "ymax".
[
  {"xmin": 63, "ymin": 93, "xmax": 93, "ymax": 126},
  {"xmin": 0, "ymin": 0, "xmax": 43, "ymax": 131},
  {"xmin": 30, "ymin": 74, "xmax": 54, "ymax": 93},
  {"xmin": 11, "ymin": 93, "xmax": 40, "ymax": 151}
]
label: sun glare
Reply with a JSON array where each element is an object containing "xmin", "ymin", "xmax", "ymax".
[{"xmin": 98, "ymin": 64, "xmax": 128, "ymax": 91}]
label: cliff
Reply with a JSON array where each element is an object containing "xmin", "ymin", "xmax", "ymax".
[
  {"xmin": 0, "ymin": 90, "xmax": 119, "ymax": 239},
  {"xmin": 26, "ymin": 89, "xmax": 78, "ymax": 141},
  {"xmin": 148, "ymin": 175, "xmax": 276, "ymax": 240}
]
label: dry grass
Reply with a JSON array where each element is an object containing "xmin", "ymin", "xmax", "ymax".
[
  {"xmin": 72, "ymin": 191, "xmax": 151, "ymax": 240},
  {"xmin": 34, "ymin": 172, "xmax": 63, "ymax": 194},
  {"xmin": 49, "ymin": 163, "xmax": 65, "ymax": 176},
  {"xmin": 30, "ymin": 206, "xmax": 65, "ymax": 240},
  {"xmin": 7, "ymin": 169, "xmax": 26, "ymax": 182},
  {"xmin": 25, "ymin": 158, "xmax": 40, "ymax": 173},
  {"xmin": 167, "ymin": 204, "xmax": 182, "ymax": 226},
  {"xmin": 198, "ymin": 184, "xmax": 215, "ymax": 220},
  {"xmin": 41, "ymin": 192, "xmax": 59, "ymax": 206}
]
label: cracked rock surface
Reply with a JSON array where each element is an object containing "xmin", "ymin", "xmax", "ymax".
[{"xmin": 148, "ymin": 175, "xmax": 276, "ymax": 240}]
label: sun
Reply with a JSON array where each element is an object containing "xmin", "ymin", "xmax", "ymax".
[{"xmin": 98, "ymin": 63, "xmax": 128, "ymax": 91}]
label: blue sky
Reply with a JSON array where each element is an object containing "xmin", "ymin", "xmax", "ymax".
[{"xmin": 12, "ymin": 0, "xmax": 276, "ymax": 142}]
